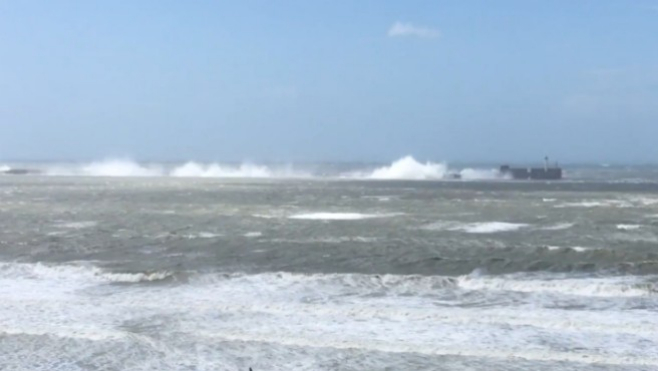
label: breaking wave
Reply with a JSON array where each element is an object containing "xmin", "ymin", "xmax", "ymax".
[
  {"xmin": 46, "ymin": 159, "xmax": 164, "ymax": 177},
  {"xmin": 423, "ymin": 221, "xmax": 529, "ymax": 234},
  {"xmin": 362, "ymin": 156, "xmax": 449, "ymax": 180},
  {"xmin": 0, "ymin": 262, "xmax": 172, "ymax": 284},
  {"xmin": 27, "ymin": 156, "xmax": 502, "ymax": 180},
  {"xmin": 9, "ymin": 260, "xmax": 654, "ymax": 299},
  {"xmin": 44, "ymin": 158, "xmax": 309, "ymax": 178},
  {"xmin": 3, "ymin": 262, "xmax": 657, "ymax": 369},
  {"xmin": 540, "ymin": 223, "xmax": 575, "ymax": 231},
  {"xmin": 343, "ymin": 156, "xmax": 502, "ymax": 181},
  {"xmin": 453, "ymin": 222, "xmax": 528, "ymax": 234},
  {"xmin": 617, "ymin": 224, "xmax": 642, "ymax": 231},
  {"xmin": 188, "ymin": 270, "xmax": 657, "ymax": 298},
  {"xmin": 288, "ymin": 212, "xmax": 401, "ymax": 220},
  {"xmin": 171, "ymin": 162, "xmax": 309, "ymax": 178}
]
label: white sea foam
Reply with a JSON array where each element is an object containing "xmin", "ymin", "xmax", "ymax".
[
  {"xmin": 617, "ymin": 224, "xmax": 642, "ymax": 230},
  {"xmin": 47, "ymin": 159, "xmax": 163, "ymax": 177},
  {"xmin": 627, "ymin": 196, "xmax": 658, "ymax": 206},
  {"xmin": 0, "ymin": 262, "xmax": 171, "ymax": 284},
  {"xmin": 422, "ymin": 221, "xmax": 530, "ymax": 233},
  {"xmin": 457, "ymin": 273, "xmax": 657, "ymax": 297},
  {"xmin": 362, "ymin": 195, "xmax": 394, "ymax": 202},
  {"xmin": 288, "ymin": 212, "xmax": 399, "ymax": 220},
  {"xmin": 185, "ymin": 232, "xmax": 222, "ymax": 239},
  {"xmin": 544, "ymin": 245, "xmax": 592, "ymax": 252},
  {"xmin": 298, "ymin": 156, "xmax": 502, "ymax": 181},
  {"xmin": 540, "ymin": 222, "xmax": 574, "ymax": 231},
  {"xmin": 244, "ymin": 231, "xmax": 262, "ymax": 238},
  {"xmin": 45, "ymin": 158, "xmax": 308, "ymax": 178},
  {"xmin": 452, "ymin": 222, "xmax": 528, "ymax": 233},
  {"xmin": 36, "ymin": 156, "xmax": 508, "ymax": 181},
  {"xmin": 1, "ymin": 263, "xmax": 658, "ymax": 369},
  {"xmin": 345, "ymin": 156, "xmax": 448, "ymax": 180},
  {"xmin": 55, "ymin": 221, "xmax": 98, "ymax": 229},
  {"xmin": 171, "ymin": 162, "xmax": 308, "ymax": 178},
  {"xmin": 555, "ymin": 200, "xmax": 633, "ymax": 208}
]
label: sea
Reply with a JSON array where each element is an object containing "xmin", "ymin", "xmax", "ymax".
[{"xmin": 0, "ymin": 157, "xmax": 657, "ymax": 371}]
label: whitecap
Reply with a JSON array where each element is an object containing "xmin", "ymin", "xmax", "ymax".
[
  {"xmin": 55, "ymin": 221, "xmax": 98, "ymax": 229},
  {"xmin": 540, "ymin": 223, "xmax": 574, "ymax": 231},
  {"xmin": 170, "ymin": 162, "xmax": 309, "ymax": 178},
  {"xmin": 288, "ymin": 212, "xmax": 399, "ymax": 220},
  {"xmin": 185, "ymin": 232, "xmax": 222, "ymax": 239},
  {"xmin": 544, "ymin": 245, "xmax": 592, "ymax": 252},
  {"xmin": 457, "ymin": 273, "xmax": 655, "ymax": 298},
  {"xmin": 342, "ymin": 156, "xmax": 448, "ymax": 180},
  {"xmin": 449, "ymin": 222, "xmax": 528, "ymax": 234},
  {"xmin": 617, "ymin": 224, "xmax": 642, "ymax": 231},
  {"xmin": 46, "ymin": 159, "xmax": 163, "ymax": 177},
  {"xmin": 0, "ymin": 262, "xmax": 171, "ymax": 284},
  {"xmin": 555, "ymin": 200, "xmax": 632, "ymax": 208}
]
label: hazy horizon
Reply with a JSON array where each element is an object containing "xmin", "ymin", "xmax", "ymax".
[
  {"xmin": 4, "ymin": 155, "xmax": 658, "ymax": 168},
  {"xmin": 1, "ymin": 1, "xmax": 657, "ymax": 163}
]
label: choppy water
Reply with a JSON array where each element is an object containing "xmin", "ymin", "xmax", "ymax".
[{"xmin": 1, "ymin": 171, "xmax": 658, "ymax": 370}]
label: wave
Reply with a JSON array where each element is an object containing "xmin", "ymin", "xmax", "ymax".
[
  {"xmin": 362, "ymin": 156, "xmax": 449, "ymax": 180},
  {"xmin": 544, "ymin": 245, "xmax": 592, "ymax": 252},
  {"xmin": 46, "ymin": 159, "xmax": 164, "ymax": 177},
  {"xmin": 555, "ymin": 200, "xmax": 633, "ymax": 208},
  {"xmin": 617, "ymin": 224, "xmax": 642, "ymax": 231},
  {"xmin": 340, "ymin": 156, "xmax": 502, "ymax": 181},
  {"xmin": 171, "ymin": 161, "xmax": 309, "ymax": 178},
  {"xmin": 188, "ymin": 270, "xmax": 657, "ymax": 298},
  {"xmin": 184, "ymin": 232, "xmax": 222, "ymax": 239},
  {"xmin": 54, "ymin": 221, "xmax": 98, "ymax": 229},
  {"xmin": 540, "ymin": 222, "xmax": 575, "ymax": 231},
  {"xmin": 43, "ymin": 158, "xmax": 309, "ymax": 178},
  {"xmin": 27, "ymin": 156, "xmax": 505, "ymax": 180},
  {"xmin": 423, "ymin": 221, "xmax": 529, "ymax": 233},
  {"xmin": 8, "ymin": 260, "xmax": 654, "ymax": 299},
  {"xmin": 3, "ymin": 264, "xmax": 657, "ymax": 369},
  {"xmin": 456, "ymin": 222, "xmax": 528, "ymax": 233},
  {"xmin": 288, "ymin": 212, "xmax": 400, "ymax": 220},
  {"xmin": 458, "ymin": 273, "xmax": 657, "ymax": 297},
  {"xmin": 0, "ymin": 262, "xmax": 172, "ymax": 284}
]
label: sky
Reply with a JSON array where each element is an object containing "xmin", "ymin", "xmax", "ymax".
[{"xmin": 0, "ymin": 0, "xmax": 657, "ymax": 163}]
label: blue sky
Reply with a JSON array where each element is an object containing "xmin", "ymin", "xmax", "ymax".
[{"xmin": 1, "ymin": 0, "xmax": 657, "ymax": 163}]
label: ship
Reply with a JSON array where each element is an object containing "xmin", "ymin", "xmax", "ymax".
[{"xmin": 499, "ymin": 156, "xmax": 562, "ymax": 180}]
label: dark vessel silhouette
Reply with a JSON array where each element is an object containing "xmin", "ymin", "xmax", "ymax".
[{"xmin": 499, "ymin": 157, "xmax": 562, "ymax": 180}]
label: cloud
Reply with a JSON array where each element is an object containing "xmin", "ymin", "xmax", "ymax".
[{"xmin": 388, "ymin": 22, "xmax": 440, "ymax": 39}]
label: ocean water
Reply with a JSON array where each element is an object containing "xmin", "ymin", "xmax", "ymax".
[{"xmin": 1, "ymin": 158, "xmax": 658, "ymax": 370}]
